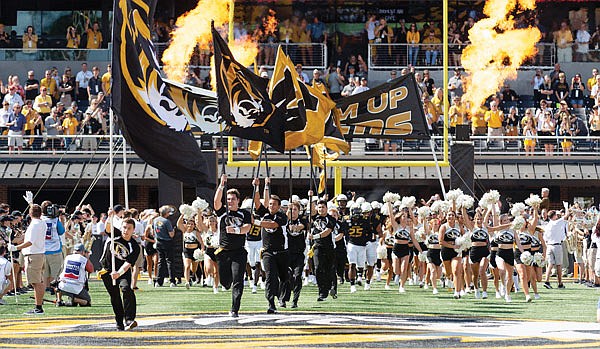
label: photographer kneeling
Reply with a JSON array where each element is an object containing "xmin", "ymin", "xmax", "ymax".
[{"xmin": 56, "ymin": 243, "xmax": 93, "ymax": 306}]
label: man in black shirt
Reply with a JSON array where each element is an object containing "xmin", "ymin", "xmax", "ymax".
[
  {"xmin": 152, "ymin": 205, "xmax": 176, "ymax": 287},
  {"xmin": 213, "ymin": 174, "xmax": 251, "ymax": 317},
  {"xmin": 253, "ymin": 177, "xmax": 289, "ymax": 313},
  {"xmin": 24, "ymin": 71, "xmax": 40, "ymax": 101},
  {"xmin": 310, "ymin": 198, "xmax": 336, "ymax": 301},
  {"xmin": 100, "ymin": 218, "xmax": 140, "ymax": 331},
  {"xmin": 329, "ymin": 207, "xmax": 348, "ymax": 298},
  {"xmin": 282, "ymin": 201, "xmax": 307, "ymax": 308}
]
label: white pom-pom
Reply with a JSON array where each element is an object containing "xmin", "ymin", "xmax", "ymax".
[
  {"xmin": 417, "ymin": 206, "xmax": 431, "ymax": 219},
  {"xmin": 193, "ymin": 248, "xmax": 204, "ymax": 261},
  {"xmin": 520, "ymin": 251, "xmax": 533, "ymax": 266},
  {"xmin": 454, "ymin": 236, "xmax": 465, "ymax": 253},
  {"xmin": 393, "ymin": 200, "xmax": 402, "ymax": 208},
  {"xmin": 440, "ymin": 201, "xmax": 451, "ymax": 213},
  {"xmin": 511, "ymin": 216, "xmax": 525, "ymax": 230},
  {"xmin": 533, "ymin": 252, "xmax": 543, "ymax": 266},
  {"xmin": 192, "ymin": 197, "xmax": 209, "ymax": 211},
  {"xmin": 418, "ymin": 251, "xmax": 428, "ymax": 262},
  {"xmin": 383, "ymin": 192, "xmax": 400, "ymax": 204},
  {"xmin": 510, "ymin": 202, "xmax": 527, "ymax": 218},
  {"xmin": 525, "ymin": 195, "xmax": 542, "ymax": 208},
  {"xmin": 446, "ymin": 189, "xmax": 464, "ymax": 202},
  {"xmin": 376, "ymin": 244, "xmax": 387, "ymax": 259},
  {"xmin": 401, "ymin": 196, "xmax": 416, "ymax": 209},
  {"xmin": 430, "ymin": 200, "xmax": 442, "ymax": 213},
  {"xmin": 479, "ymin": 193, "xmax": 491, "ymax": 209},
  {"xmin": 380, "ymin": 203, "xmax": 390, "ymax": 216},
  {"xmin": 356, "ymin": 197, "xmax": 366, "ymax": 204},
  {"xmin": 457, "ymin": 194, "xmax": 474, "ymax": 209},
  {"xmin": 179, "ymin": 204, "xmax": 196, "ymax": 219},
  {"xmin": 415, "ymin": 227, "xmax": 426, "ymax": 242},
  {"xmin": 488, "ymin": 190, "xmax": 500, "ymax": 204}
]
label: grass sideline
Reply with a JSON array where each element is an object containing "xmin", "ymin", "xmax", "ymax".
[{"xmin": 1, "ymin": 274, "xmax": 598, "ymax": 322}]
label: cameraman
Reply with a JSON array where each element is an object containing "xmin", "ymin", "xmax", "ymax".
[
  {"xmin": 41, "ymin": 201, "xmax": 66, "ymax": 293},
  {"xmin": 56, "ymin": 243, "xmax": 93, "ymax": 306}
]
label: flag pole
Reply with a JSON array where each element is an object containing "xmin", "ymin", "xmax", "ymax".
[
  {"xmin": 251, "ymin": 144, "xmax": 264, "ymax": 217},
  {"xmin": 288, "ymin": 150, "xmax": 293, "ymax": 201},
  {"xmin": 263, "ymin": 145, "xmax": 271, "ymax": 178},
  {"xmin": 322, "ymin": 147, "xmax": 327, "ymax": 199},
  {"xmin": 308, "ymin": 145, "xmax": 313, "ymax": 234},
  {"xmin": 219, "ymin": 122, "xmax": 229, "ymax": 216},
  {"xmin": 430, "ymin": 139, "xmax": 447, "ymax": 200},
  {"xmin": 109, "ymin": 109, "xmax": 116, "ymax": 286},
  {"xmin": 122, "ymin": 137, "xmax": 129, "ymax": 209}
]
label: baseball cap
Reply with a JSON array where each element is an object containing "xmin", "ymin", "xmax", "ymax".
[
  {"xmin": 73, "ymin": 243, "xmax": 88, "ymax": 253},
  {"xmin": 0, "ymin": 216, "xmax": 13, "ymax": 222},
  {"xmin": 64, "ymin": 109, "xmax": 73, "ymax": 115},
  {"xmin": 113, "ymin": 204, "xmax": 124, "ymax": 213},
  {"xmin": 11, "ymin": 210, "xmax": 22, "ymax": 217},
  {"xmin": 281, "ymin": 200, "xmax": 290, "ymax": 207}
]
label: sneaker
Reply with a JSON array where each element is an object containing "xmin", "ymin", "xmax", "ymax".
[
  {"xmin": 398, "ymin": 286, "xmax": 405, "ymax": 293},
  {"xmin": 55, "ymin": 301, "xmax": 65, "ymax": 307},
  {"xmin": 147, "ymin": 279, "xmax": 153, "ymax": 285},
  {"xmin": 260, "ymin": 281, "xmax": 266, "ymax": 290},
  {"xmin": 0, "ymin": 299, "xmax": 6, "ymax": 305},
  {"xmin": 251, "ymin": 285, "xmax": 257, "ymax": 294},
  {"xmin": 267, "ymin": 307, "xmax": 277, "ymax": 314},
  {"xmin": 453, "ymin": 291, "xmax": 459, "ymax": 299},
  {"xmin": 419, "ymin": 281, "xmax": 425, "ymax": 288},
  {"xmin": 505, "ymin": 295, "xmax": 512, "ymax": 303},
  {"xmin": 459, "ymin": 289, "xmax": 466, "ymax": 297},
  {"xmin": 364, "ymin": 283, "xmax": 371, "ymax": 291},
  {"xmin": 384, "ymin": 284, "xmax": 391, "ymax": 290},
  {"xmin": 525, "ymin": 295, "xmax": 532, "ymax": 303},
  {"xmin": 376, "ymin": 271, "xmax": 382, "ymax": 282},
  {"xmin": 573, "ymin": 279, "xmax": 580, "ymax": 284},
  {"xmin": 329, "ymin": 288, "xmax": 338, "ymax": 299},
  {"xmin": 170, "ymin": 283, "xmax": 177, "ymax": 288},
  {"xmin": 557, "ymin": 283, "xmax": 565, "ymax": 289},
  {"xmin": 424, "ymin": 284, "xmax": 429, "ymax": 290},
  {"xmin": 534, "ymin": 293, "xmax": 541, "ymax": 300},
  {"xmin": 213, "ymin": 287, "xmax": 219, "ymax": 294},
  {"xmin": 499, "ymin": 284, "xmax": 505, "ymax": 297},
  {"xmin": 350, "ymin": 285, "xmax": 357, "ymax": 293},
  {"xmin": 229, "ymin": 311, "xmax": 239, "ymax": 318},
  {"xmin": 432, "ymin": 288, "xmax": 438, "ymax": 295},
  {"xmin": 481, "ymin": 291, "xmax": 488, "ymax": 299},
  {"xmin": 543, "ymin": 282, "xmax": 552, "ymax": 289},
  {"xmin": 317, "ymin": 297, "xmax": 325, "ymax": 302},
  {"xmin": 125, "ymin": 320, "xmax": 138, "ymax": 331},
  {"xmin": 302, "ymin": 279, "xmax": 309, "ymax": 286},
  {"xmin": 408, "ymin": 278, "xmax": 414, "ymax": 286},
  {"xmin": 279, "ymin": 301, "xmax": 287, "ymax": 308},
  {"xmin": 116, "ymin": 323, "xmax": 125, "ymax": 331},
  {"xmin": 24, "ymin": 308, "xmax": 44, "ymax": 315},
  {"xmin": 291, "ymin": 302, "xmax": 298, "ymax": 309},
  {"xmin": 356, "ymin": 277, "xmax": 363, "ymax": 286},
  {"xmin": 474, "ymin": 289, "xmax": 480, "ymax": 299},
  {"xmin": 495, "ymin": 291, "xmax": 501, "ymax": 299},
  {"xmin": 185, "ymin": 282, "xmax": 190, "ymax": 290}
]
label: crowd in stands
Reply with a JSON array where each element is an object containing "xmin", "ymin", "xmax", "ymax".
[
  {"xmin": 0, "ymin": 63, "xmax": 112, "ymax": 153},
  {"xmin": 0, "ymin": 185, "xmax": 598, "ymax": 314}
]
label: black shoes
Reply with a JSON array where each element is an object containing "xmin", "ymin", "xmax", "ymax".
[
  {"xmin": 229, "ymin": 311, "xmax": 239, "ymax": 318},
  {"xmin": 329, "ymin": 289, "xmax": 338, "ymax": 299},
  {"xmin": 279, "ymin": 301, "xmax": 286, "ymax": 308},
  {"xmin": 557, "ymin": 284, "xmax": 565, "ymax": 289},
  {"xmin": 291, "ymin": 302, "xmax": 298, "ymax": 309},
  {"xmin": 116, "ymin": 323, "xmax": 125, "ymax": 331},
  {"xmin": 267, "ymin": 307, "xmax": 277, "ymax": 314},
  {"xmin": 125, "ymin": 320, "xmax": 138, "ymax": 331},
  {"xmin": 543, "ymin": 282, "xmax": 552, "ymax": 289}
]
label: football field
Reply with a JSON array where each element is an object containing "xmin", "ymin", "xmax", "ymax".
[{"xmin": 1, "ymin": 275, "xmax": 599, "ymax": 348}]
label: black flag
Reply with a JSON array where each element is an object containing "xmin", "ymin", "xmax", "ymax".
[
  {"xmin": 336, "ymin": 74, "xmax": 430, "ymax": 140},
  {"xmin": 112, "ymin": 0, "xmax": 212, "ymax": 187},
  {"xmin": 212, "ymin": 25, "xmax": 285, "ymax": 153}
]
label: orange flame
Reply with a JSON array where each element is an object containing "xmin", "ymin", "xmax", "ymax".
[
  {"xmin": 264, "ymin": 9, "xmax": 278, "ymax": 36},
  {"xmin": 461, "ymin": 0, "xmax": 541, "ymax": 114},
  {"xmin": 209, "ymin": 34, "xmax": 259, "ymax": 91}
]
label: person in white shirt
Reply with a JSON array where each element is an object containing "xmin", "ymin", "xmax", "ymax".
[
  {"xmin": 542, "ymin": 202, "xmax": 570, "ymax": 289},
  {"xmin": 0, "ymin": 246, "xmax": 13, "ymax": 305},
  {"xmin": 8, "ymin": 204, "xmax": 46, "ymax": 314},
  {"xmin": 352, "ymin": 78, "xmax": 370, "ymax": 95},
  {"xmin": 57, "ymin": 243, "xmax": 93, "ymax": 306}
]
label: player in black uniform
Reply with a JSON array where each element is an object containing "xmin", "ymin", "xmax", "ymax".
[
  {"xmin": 282, "ymin": 201, "xmax": 307, "ymax": 308},
  {"xmin": 214, "ymin": 174, "xmax": 252, "ymax": 317},
  {"xmin": 100, "ymin": 218, "xmax": 140, "ymax": 331},
  {"xmin": 328, "ymin": 207, "xmax": 347, "ymax": 298},
  {"xmin": 311, "ymin": 199, "xmax": 336, "ymax": 301},
  {"xmin": 365, "ymin": 204, "xmax": 383, "ymax": 290},
  {"xmin": 253, "ymin": 177, "xmax": 289, "ymax": 313},
  {"xmin": 346, "ymin": 203, "xmax": 370, "ymax": 293}
]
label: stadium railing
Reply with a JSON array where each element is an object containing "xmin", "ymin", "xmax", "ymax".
[{"xmin": 0, "ymin": 48, "xmax": 111, "ymax": 62}]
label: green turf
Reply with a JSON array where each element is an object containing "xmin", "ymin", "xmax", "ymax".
[{"xmin": 1, "ymin": 274, "xmax": 598, "ymax": 322}]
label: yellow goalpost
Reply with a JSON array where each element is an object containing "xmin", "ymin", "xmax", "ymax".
[{"xmin": 225, "ymin": 0, "xmax": 450, "ymax": 196}]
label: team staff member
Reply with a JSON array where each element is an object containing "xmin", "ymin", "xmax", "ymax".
[
  {"xmin": 100, "ymin": 218, "xmax": 140, "ymax": 331},
  {"xmin": 282, "ymin": 201, "xmax": 307, "ymax": 308},
  {"xmin": 253, "ymin": 177, "xmax": 289, "ymax": 313},
  {"xmin": 56, "ymin": 243, "xmax": 93, "ymax": 306},
  {"xmin": 9, "ymin": 204, "xmax": 46, "ymax": 315},
  {"xmin": 41, "ymin": 200, "xmax": 66, "ymax": 291},
  {"xmin": 153, "ymin": 206, "xmax": 176, "ymax": 287},
  {"xmin": 214, "ymin": 174, "xmax": 252, "ymax": 318},
  {"xmin": 310, "ymin": 198, "xmax": 336, "ymax": 301}
]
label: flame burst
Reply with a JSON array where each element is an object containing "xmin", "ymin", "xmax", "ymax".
[
  {"xmin": 264, "ymin": 9, "xmax": 278, "ymax": 36},
  {"xmin": 461, "ymin": 0, "xmax": 541, "ymax": 113}
]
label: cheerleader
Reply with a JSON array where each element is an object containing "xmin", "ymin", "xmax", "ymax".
[
  {"xmin": 386, "ymin": 202, "xmax": 423, "ymax": 293},
  {"xmin": 530, "ymin": 223, "xmax": 547, "ymax": 300},
  {"xmin": 489, "ymin": 235, "xmax": 501, "ymax": 298},
  {"xmin": 492, "ymin": 212, "xmax": 525, "ymax": 303},
  {"xmin": 413, "ymin": 216, "xmax": 428, "ymax": 288},
  {"xmin": 202, "ymin": 215, "xmax": 220, "ymax": 293},
  {"xmin": 143, "ymin": 212, "xmax": 159, "ymax": 285},
  {"xmin": 514, "ymin": 208, "xmax": 539, "ymax": 302},
  {"xmin": 177, "ymin": 213, "xmax": 205, "ymax": 289},
  {"xmin": 461, "ymin": 206, "xmax": 491, "ymax": 299},
  {"xmin": 425, "ymin": 215, "xmax": 442, "ymax": 295},
  {"xmin": 439, "ymin": 210, "xmax": 465, "ymax": 299},
  {"xmin": 459, "ymin": 212, "xmax": 473, "ymax": 294},
  {"xmin": 380, "ymin": 217, "xmax": 395, "ymax": 290}
]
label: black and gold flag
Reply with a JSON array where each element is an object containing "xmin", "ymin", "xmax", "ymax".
[
  {"xmin": 112, "ymin": 0, "xmax": 212, "ymax": 187},
  {"xmin": 212, "ymin": 25, "xmax": 285, "ymax": 153}
]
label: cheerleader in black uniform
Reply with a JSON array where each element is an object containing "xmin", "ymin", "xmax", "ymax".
[
  {"xmin": 439, "ymin": 211, "xmax": 464, "ymax": 299},
  {"xmin": 425, "ymin": 216, "xmax": 442, "ymax": 295},
  {"xmin": 380, "ymin": 217, "xmax": 395, "ymax": 290},
  {"xmin": 202, "ymin": 215, "xmax": 220, "ymax": 293},
  {"xmin": 493, "ymin": 212, "xmax": 525, "ymax": 303},
  {"xmin": 143, "ymin": 213, "xmax": 159, "ymax": 285},
  {"xmin": 514, "ymin": 208, "xmax": 539, "ymax": 303},
  {"xmin": 386, "ymin": 202, "xmax": 422, "ymax": 293},
  {"xmin": 530, "ymin": 225, "xmax": 546, "ymax": 300},
  {"xmin": 177, "ymin": 213, "xmax": 205, "ymax": 289},
  {"xmin": 413, "ymin": 218, "xmax": 429, "ymax": 288},
  {"xmin": 489, "ymin": 235, "xmax": 501, "ymax": 298},
  {"xmin": 461, "ymin": 206, "xmax": 491, "ymax": 299}
]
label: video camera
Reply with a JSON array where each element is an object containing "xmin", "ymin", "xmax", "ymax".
[{"xmin": 44, "ymin": 204, "xmax": 59, "ymax": 219}]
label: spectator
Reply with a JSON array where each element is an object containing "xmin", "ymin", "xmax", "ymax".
[
  {"xmin": 341, "ymin": 77, "xmax": 357, "ymax": 97},
  {"xmin": 554, "ymin": 20, "xmax": 574, "ymax": 63},
  {"xmin": 87, "ymin": 66, "xmax": 102, "ymax": 102},
  {"xmin": 406, "ymin": 23, "xmax": 420, "ymax": 66},
  {"xmin": 6, "ymin": 103, "xmax": 25, "ymax": 154},
  {"xmin": 422, "ymin": 31, "xmax": 441, "ymax": 65},
  {"xmin": 500, "ymin": 84, "xmax": 519, "ymax": 105},
  {"xmin": 575, "ymin": 23, "xmax": 591, "ymax": 62},
  {"xmin": 448, "ymin": 96, "xmax": 468, "ymax": 135},
  {"xmin": 22, "ymin": 26, "xmax": 38, "ymax": 53},
  {"xmin": 570, "ymin": 112, "xmax": 588, "ymax": 138},
  {"xmin": 346, "ymin": 65, "xmax": 357, "ymax": 81},
  {"xmin": 295, "ymin": 18, "xmax": 311, "ymax": 66},
  {"xmin": 85, "ymin": 19, "xmax": 103, "ymax": 49},
  {"xmin": 66, "ymin": 26, "xmax": 80, "ymax": 49},
  {"xmin": 44, "ymin": 107, "xmax": 62, "ymax": 152},
  {"xmin": 431, "ymin": 87, "xmax": 444, "ymax": 120},
  {"xmin": 590, "ymin": 105, "xmax": 600, "ymax": 150},
  {"xmin": 522, "ymin": 116, "xmax": 537, "ymax": 156},
  {"xmin": 0, "ymin": 101, "xmax": 10, "ymax": 134},
  {"xmin": 80, "ymin": 109, "xmax": 101, "ymax": 151},
  {"xmin": 3, "ymin": 85, "xmax": 24, "ymax": 109},
  {"xmin": 24, "ymin": 71, "xmax": 39, "ymax": 101},
  {"xmin": 61, "ymin": 109, "xmax": 79, "ymax": 150},
  {"xmin": 415, "ymin": 72, "xmax": 426, "ymax": 95},
  {"xmin": 386, "ymin": 70, "xmax": 397, "ymax": 82},
  {"xmin": 540, "ymin": 75, "xmax": 555, "ymax": 104},
  {"xmin": 504, "ymin": 106, "xmax": 519, "ymax": 142},
  {"xmin": 23, "ymin": 100, "xmax": 43, "ymax": 150},
  {"xmin": 326, "ymin": 66, "xmax": 344, "ymax": 100},
  {"xmin": 308, "ymin": 16, "xmax": 327, "ymax": 44},
  {"xmin": 56, "ymin": 243, "xmax": 93, "ymax": 306},
  {"xmin": 485, "ymin": 100, "xmax": 504, "ymax": 149},
  {"xmin": 553, "ymin": 72, "xmax": 570, "ymax": 105},
  {"xmin": 448, "ymin": 68, "xmax": 464, "ymax": 99},
  {"xmin": 538, "ymin": 110, "xmax": 556, "ymax": 156},
  {"xmin": 587, "ymin": 68, "xmax": 598, "ymax": 91},
  {"xmin": 40, "ymin": 70, "xmax": 58, "ymax": 105},
  {"xmin": 101, "ymin": 64, "xmax": 112, "ymax": 105},
  {"xmin": 295, "ymin": 64, "xmax": 309, "ymax": 84},
  {"xmin": 153, "ymin": 205, "xmax": 177, "ymax": 287},
  {"xmin": 184, "ymin": 69, "xmax": 202, "ymax": 87},
  {"xmin": 549, "ymin": 63, "xmax": 564, "ymax": 83},
  {"xmin": 374, "ymin": 18, "xmax": 393, "ymax": 64},
  {"xmin": 58, "ymin": 74, "xmax": 75, "ymax": 106},
  {"xmin": 365, "ymin": 14, "xmax": 377, "ymax": 44},
  {"xmin": 344, "ymin": 55, "xmax": 358, "ymax": 77},
  {"xmin": 558, "ymin": 114, "xmax": 573, "ymax": 155},
  {"xmin": 76, "ymin": 63, "xmax": 93, "ymax": 110},
  {"xmin": 9, "ymin": 76, "xmax": 26, "ymax": 100},
  {"xmin": 352, "ymin": 77, "xmax": 369, "ymax": 95},
  {"xmin": 393, "ymin": 19, "xmax": 408, "ymax": 66},
  {"xmin": 532, "ymin": 69, "xmax": 544, "ymax": 102},
  {"xmin": 33, "ymin": 87, "xmax": 53, "ymax": 118},
  {"xmin": 423, "ymin": 70, "xmax": 435, "ymax": 96},
  {"xmin": 355, "ymin": 55, "xmax": 368, "ymax": 80},
  {"xmin": 533, "ymin": 18, "xmax": 548, "ymax": 65},
  {"xmin": 0, "ymin": 24, "xmax": 10, "ymax": 48},
  {"xmin": 311, "ymin": 69, "xmax": 329, "ymax": 97},
  {"xmin": 570, "ymin": 73, "xmax": 585, "ymax": 108}
]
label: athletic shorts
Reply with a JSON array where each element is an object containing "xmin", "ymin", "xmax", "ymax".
[
  {"xmin": 392, "ymin": 244, "xmax": 410, "ymax": 259},
  {"xmin": 386, "ymin": 247, "xmax": 393, "ymax": 261},
  {"xmin": 496, "ymin": 248, "xmax": 515, "ymax": 267},
  {"xmin": 489, "ymin": 251, "xmax": 497, "ymax": 268},
  {"xmin": 441, "ymin": 246, "xmax": 459, "ymax": 261},
  {"xmin": 365, "ymin": 241, "xmax": 378, "ymax": 266},
  {"xmin": 183, "ymin": 248, "xmax": 198, "ymax": 261},
  {"xmin": 205, "ymin": 247, "xmax": 217, "ymax": 262},
  {"xmin": 346, "ymin": 243, "xmax": 366, "ymax": 267},
  {"xmin": 574, "ymin": 247, "xmax": 584, "ymax": 264},
  {"xmin": 245, "ymin": 240, "xmax": 262, "ymax": 266},
  {"xmin": 414, "ymin": 242, "xmax": 427, "ymax": 255},
  {"xmin": 25, "ymin": 254, "xmax": 45, "ymax": 284},
  {"xmin": 44, "ymin": 252, "xmax": 64, "ymax": 280},
  {"xmin": 469, "ymin": 246, "xmax": 489, "ymax": 264},
  {"xmin": 546, "ymin": 244, "xmax": 563, "ymax": 266},
  {"xmin": 427, "ymin": 248, "xmax": 442, "ymax": 266}
]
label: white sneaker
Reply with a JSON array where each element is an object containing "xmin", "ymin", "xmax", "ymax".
[
  {"xmin": 357, "ymin": 276, "xmax": 363, "ymax": 285},
  {"xmin": 213, "ymin": 287, "xmax": 219, "ymax": 294},
  {"xmin": 394, "ymin": 276, "xmax": 400, "ymax": 285},
  {"xmin": 424, "ymin": 284, "xmax": 429, "ymax": 289},
  {"xmin": 170, "ymin": 283, "xmax": 177, "ymax": 288},
  {"xmin": 453, "ymin": 291, "xmax": 459, "ymax": 299},
  {"xmin": 376, "ymin": 271, "xmax": 382, "ymax": 281},
  {"xmin": 408, "ymin": 278, "xmax": 414, "ymax": 286},
  {"xmin": 447, "ymin": 280, "xmax": 454, "ymax": 289},
  {"xmin": 260, "ymin": 280, "xmax": 266, "ymax": 290},
  {"xmin": 207, "ymin": 276, "xmax": 214, "ymax": 287},
  {"xmin": 364, "ymin": 283, "xmax": 371, "ymax": 291},
  {"xmin": 495, "ymin": 291, "xmax": 501, "ymax": 299},
  {"xmin": 251, "ymin": 285, "xmax": 257, "ymax": 294},
  {"xmin": 147, "ymin": 279, "xmax": 153, "ymax": 285},
  {"xmin": 384, "ymin": 284, "xmax": 391, "ymax": 290},
  {"xmin": 525, "ymin": 295, "xmax": 532, "ymax": 303},
  {"xmin": 505, "ymin": 294, "xmax": 512, "ymax": 303},
  {"xmin": 221, "ymin": 286, "xmax": 226, "ymax": 291},
  {"xmin": 482, "ymin": 291, "xmax": 488, "ymax": 299},
  {"xmin": 350, "ymin": 285, "xmax": 357, "ymax": 293},
  {"xmin": 185, "ymin": 282, "xmax": 190, "ymax": 289},
  {"xmin": 499, "ymin": 284, "xmax": 506, "ymax": 297},
  {"xmin": 534, "ymin": 293, "xmax": 541, "ymax": 300},
  {"xmin": 432, "ymin": 288, "xmax": 438, "ymax": 295},
  {"xmin": 459, "ymin": 289, "xmax": 466, "ymax": 297},
  {"xmin": 474, "ymin": 289, "xmax": 480, "ymax": 299},
  {"xmin": 302, "ymin": 279, "xmax": 309, "ymax": 286},
  {"xmin": 398, "ymin": 286, "xmax": 406, "ymax": 293}
]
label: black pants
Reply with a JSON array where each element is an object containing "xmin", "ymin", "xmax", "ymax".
[
  {"xmin": 101, "ymin": 271, "xmax": 136, "ymax": 326},
  {"xmin": 217, "ymin": 248, "xmax": 247, "ymax": 313},
  {"xmin": 261, "ymin": 250, "xmax": 289, "ymax": 307},
  {"xmin": 334, "ymin": 243, "xmax": 347, "ymax": 284},
  {"xmin": 156, "ymin": 240, "xmax": 176, "ymax": 285},
  {"xmin": 283, "ymin": 252, "xmax": 305, "ymax": 304},
  {"xmin": 313, "ymin": 245, "xmax": 335, "ymax": 299}
]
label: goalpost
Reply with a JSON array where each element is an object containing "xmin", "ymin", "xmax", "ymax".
[{"xmin": 225, "ymin": 0, "xmax": 450, "ymax": 196}]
